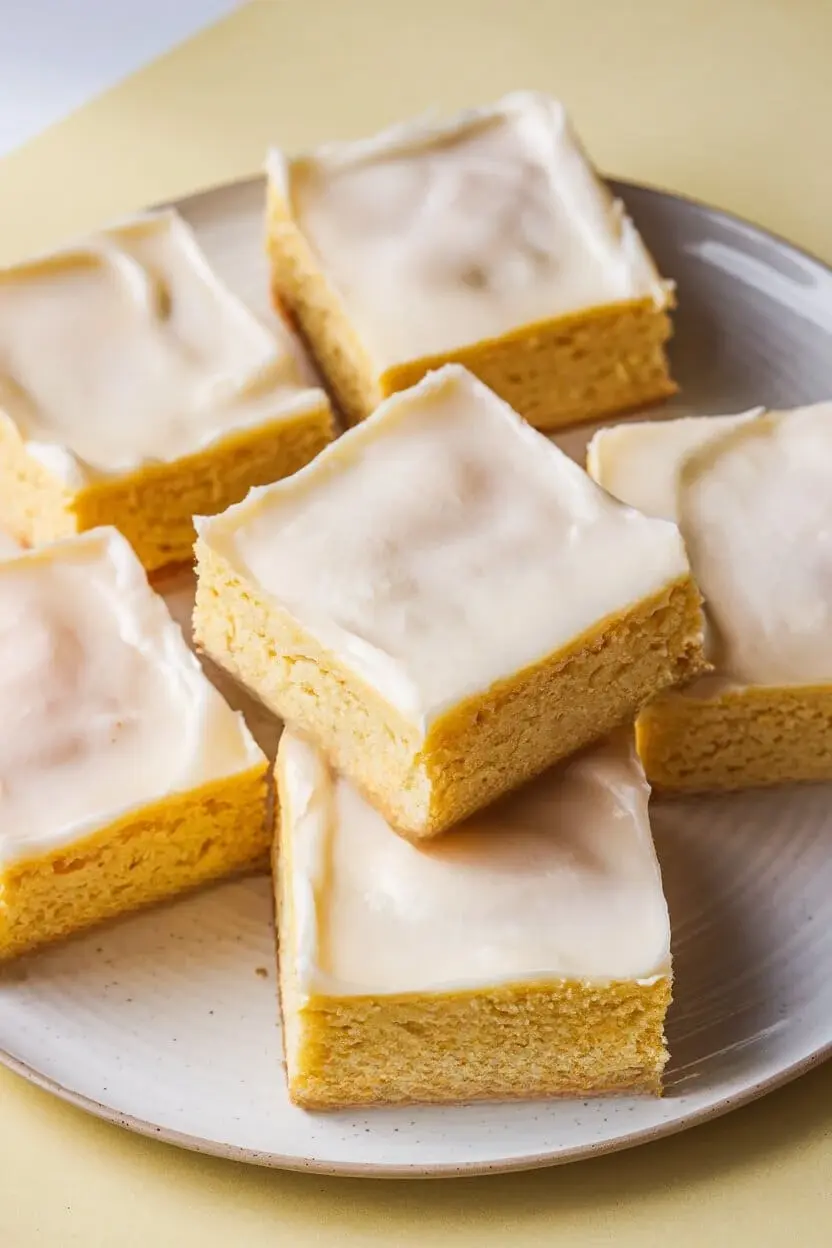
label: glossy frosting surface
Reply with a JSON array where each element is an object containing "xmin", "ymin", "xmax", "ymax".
[
  {"xmin": 270, "ymin": 91, "xmax": 671, "ymax": 367},
  {"xmin": 200, "ymin": 366, "xmax": 691, "ymax": 727},
  {"xmin": 588, "ymin": 404, "xmax": 832, "ymax": 686},
  {"xmin": 0, "ymin": 210, "xmax": 328, "ymax": 486},
  {"xmin": 279, "ymin": 730, "xmax": 671, "ymax": 994},
  {"xmin": 0, "ymin": 528, "xmax": 263, "ymax": 866}
]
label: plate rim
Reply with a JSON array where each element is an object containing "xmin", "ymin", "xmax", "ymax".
[
  {"xmin": 3, "ymin": 174, "xmax": 832, "ymax": 1178},
  {"xmin": 164, "ymin": 167, "xmax": 832, "ymax": 282},
  {"xmin": 610, "ymin": 172, "xmax": 832, "ymax": 274},
  {"xmin": 2, "ymin": 1037, "xmax": 830, "ymax": 1177}
]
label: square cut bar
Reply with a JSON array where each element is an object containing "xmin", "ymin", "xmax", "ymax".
[
  {"xmin": 266, "ymin": 90, "xmax": 676, "ymax": 432},
  {"xmin": 194, "ymin": 365, "xmax": 706, "ymax": 839},
  {"xmin": 0, "ymin": 527, "xmax": 270, "ymax": 959},
  {"xmin": 0, "ymin": 209, "xmax": 334, "ymax": 571},
  {"xmin": 275, "ymin": 731, "xmax": 672, "ymax": 1109},
  {"xmin": 588, "ymin": 403, "xmax": 832, "ymax": 792}
]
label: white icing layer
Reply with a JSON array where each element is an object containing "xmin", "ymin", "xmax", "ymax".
[
  {"xmin": 269, "ymin": 91, "xmax": 672, "ymax": 369},
  {"xmin": 0, "ymin": 210, "xmax": 329, "ymax": 485},
  {"xmin": 0, "ymin": 527, "xmax": 264, "ymax": 867},
  {"xmin": 588, "ymin": 404, "xmax": 832, "ymax": 686},
  {"xmin": 279, "ymin": 731, "xmax": 671, "ymax": 995},
  {"xmin": 200, "ymin": 365, "xmax": 692, "ymax": 728}
]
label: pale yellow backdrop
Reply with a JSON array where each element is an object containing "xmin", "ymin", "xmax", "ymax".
[{"xmin": 1, "ymin": 1, "xmax": 831, "ymax": 1244}]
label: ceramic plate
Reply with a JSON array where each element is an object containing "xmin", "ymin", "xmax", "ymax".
[{"xmin": 2, "ymin": 177, "xmax": 832, "ymax": 1177}]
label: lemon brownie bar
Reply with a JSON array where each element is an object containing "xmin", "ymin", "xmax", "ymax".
[
  {"xmin": 0, "ymin": 527, "xmax": 269, "ymax": 959},
  {"xmin": 267, "ymin": 90, "xmax": 676, "ymax": 432},
  {"xmin": 0, "ymin": 209, "xmax": 334, "ymax": 571},
  {"xmin": 276, "ymin": 731, "xmax": 672, "ymax": 1108},
  {"xmin": 195, "ymin": 365, "xmax": 705, "ymax": 839},
  {"xmin": 588, "ymin": 403, "xmax": 832, "ymax": 791}
]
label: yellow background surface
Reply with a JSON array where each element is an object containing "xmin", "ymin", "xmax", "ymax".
[{"xmin": 1, "ymin": 1, "xmax": 831, "ymax": 1243}]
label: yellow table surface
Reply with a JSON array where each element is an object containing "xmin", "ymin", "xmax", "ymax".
[{"xmin": 1, "ymin": 1, "xmax": 831, "ymax": 1242}]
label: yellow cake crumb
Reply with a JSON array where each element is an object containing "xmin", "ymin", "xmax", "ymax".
[
  {"xmin": 275, "ymin": 732, "xmax": 672, "ymax": 1108},
  {"xmin": 0, "ymin": 527, "xmax": 271, "ymax": 958},
  {"xmin": 0, "ymin": 210, "xmax": 334, "ymax": 571},
  {"xmin": 266, "ymin": 92, "xmax": 676, "ymax": 431},
  {"xmin": 195, "ymin": 367, "xmax": 706, "ymax": 839},
  {"xmin": 588, "ymin": 405, "xmax": 832, "ymax": 792}
]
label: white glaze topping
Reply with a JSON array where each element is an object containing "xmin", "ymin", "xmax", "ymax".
[
  {"xmin": 0, "ymin": 210, "xmax": 329, "ymax": 486},
  {"xmin": 269, "ymin": 91, "xmax": 672, "ymax": 369},
  {"xmin": 279, "ymin": 731, "xmax": 671, "ymax": 994},
  {"xmin": 0, "ymin": 527, "xmax": 264, "ymax": 867},
  {"xmin": 199, "ymin": 365, "xmax": 692, "ymax": 728},
  {"xmin": 588, "ymin": 404, "xmax": 832, "ymax": 686}
]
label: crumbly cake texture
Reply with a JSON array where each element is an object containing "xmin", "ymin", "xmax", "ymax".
[
  {"xmin": 636, "ymin": 684, "xmax": 832, "ymax": 793},
  {"xmin": 1, "ymin": 768, "xmax": 269, "ymax": 960},
  {"xmin": 266, "ymin": 91, "xmax": 676, "ymax": 432},
  {"xmin": 0, "ymin": 210, "xmax": 334, "ymax": 571},
  {"xmin": 195, "ymin": 365, "xmax": 706, "ymax": 839},
  {"xmin": 588, "ymin": 404, "xmax": 832, "ymax": 792},
  {"xmin": 0, "ymin": 528, "xmax": 270, "ymax": 959},
  {"xmin": 275, "ymin": 732, "xmax": 672, "ymax": 1109}
]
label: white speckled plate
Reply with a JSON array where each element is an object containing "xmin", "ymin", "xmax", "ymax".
[{"xmin": 1, "ymin": 177, "xmax": 832, "ymax": 1176}]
